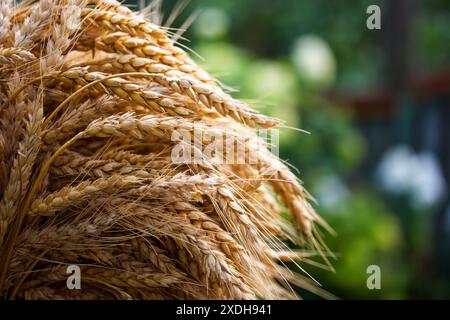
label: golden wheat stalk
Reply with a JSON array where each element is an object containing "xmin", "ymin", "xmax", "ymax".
[{"xmin": 0, "ymin": 0, "xmax": 332, "ymax": 300}]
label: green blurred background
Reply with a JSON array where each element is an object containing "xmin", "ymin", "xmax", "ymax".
[{"xmin": 126, "ymin": 0, "xmax": 450, "ymax": 299}]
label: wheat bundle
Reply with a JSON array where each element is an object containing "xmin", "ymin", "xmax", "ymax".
[{"xmin": 0, "ymin": 0, "xmax": 332, "ymax": 300}]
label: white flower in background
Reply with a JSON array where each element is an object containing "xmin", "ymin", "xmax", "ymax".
[
  {"xmin": 314, "ymin": 174, "xmax": 350, "ymax": 209},
  {"xmin": 411, "ymin": 152, "xmax": 447, "ymax": 208},
  {"xmin": 194, "ymin": 7, "xmax": 230, "ymax": 39},
  {"xmin": 376, "ymin": 146, "xmax": 414, "ymax": 194},
  {"xmin": 376, "ymin": 145, "xmax": 447, "ymax": 208},
  {"xmin": 291, "ymin": 35, "xmax": 336, "ymax": 87}
]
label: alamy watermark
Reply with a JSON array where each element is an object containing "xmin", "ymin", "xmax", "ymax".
[
  {"xmin": 366, "ymin": 5, "xmax": 381, "ymax": 30},
  {"xmin": 366, "ymin": 265, "xmax": 381, "ymax": 290},
  {"xmin": 66, "ymin": 264, "xmax": 81, "ymax": 290}
]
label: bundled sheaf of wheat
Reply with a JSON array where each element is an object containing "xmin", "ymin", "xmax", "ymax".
[{"xmin": 0, "ymin": 0, "xmax": 334, "ymax": 300}]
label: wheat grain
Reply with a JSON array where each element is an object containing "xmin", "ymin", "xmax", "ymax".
[
  {"xmin": 108, "ymin": 54, "xmax": 279, "ymax": 128},
  {"xmin": 14, "ymin": 0, "xmax": 54, "ymax": 49},
  {"xmin": 84, "ymin": 32, "xmax": 214, "ymax": 83},
  {"xmin": 81, "ymin": 9, "xmax": 166, "ymax": 40},
  {"xmin": 29, "ymin": 175, "xmax": 140, "ymax": 216},
  {"xmin": 0, "ymin": 1, "xmax": 13, "ymax": 45},
  {"xmin": 0, "ymin": 0, "xmax": 331, "ymax": 300},
  {"xmin": 54, "ymin": 68, "xmax": 202, "ymax": 117},
  {"xmin": 0, "ymin": 96, "xmax": 43, "ymax": 247},
  {"xmin": 0, "ymin": 48, "xmax": 35, "ymax": 66}
]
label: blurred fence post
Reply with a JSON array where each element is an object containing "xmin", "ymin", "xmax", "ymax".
[{"xmin": 382, "ymin": 0, "xmax": 415, "ymax": 94}]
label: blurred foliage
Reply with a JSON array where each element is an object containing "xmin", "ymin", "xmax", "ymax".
[
  {"xmin": 127, "ymin": 0, "xmax": 450, "ymax": 299},
  {"xmin": 311, "ymin": 189, "xmax": 408, "ymax": 299}
]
